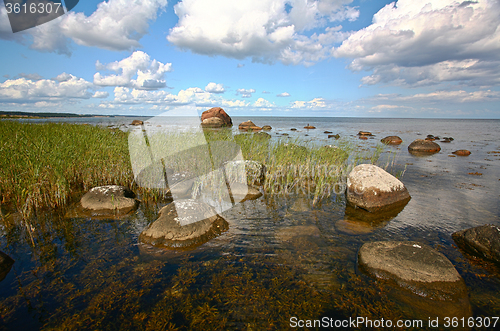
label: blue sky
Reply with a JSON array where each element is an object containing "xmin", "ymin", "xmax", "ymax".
[{"xmin": 1, "ymin": 0, "xmax": 499, "ymax": 118}]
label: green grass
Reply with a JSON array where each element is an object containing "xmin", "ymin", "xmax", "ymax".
[
  {"xmin": 0, "ymin": 121, "xmax": 133, "ymax": 218},
  {"xmin": 0, "ymin": 122, "xmax": 385, "ymax": 220}
]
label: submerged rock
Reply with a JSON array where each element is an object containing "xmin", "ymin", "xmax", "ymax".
[
  {"xmin": 0, "ymin": 250, "xmax": 14, "ymax": 282},
  {"xmin": 358, "ymin": 131, "xmax": 373, "ymax": 136},
  {"xmin": 201, "ymin": 107, "xmax": 232, "ymax": 128},
  {"xmin": 131, "ymin": 119, "xmax": 143, "ymax": 125},
  {"xmin": 304, "ymin": 124, "xmax": 316, "ymax": 129},
  {"xmin": 328, "ymin": 134, "xmax": 340, "ymax": 139},
  {"xmin": 227, "ymin": 183, "xmax": 262, "ymax": 201},
  {"xmin": 139, "ymin": 199, "xmax": 228, "ymax": 249},
  {"xmin": 359, "ymin": 241, "xmax": 467, "ymax": 295},
  {"xmin": 452, "ymin": 224, "xmax": 500, "ymax": 265},
  {"xmin": 408, "ymin": 139, "xmax": 441, "ymax": 155},
  {"xmin": 381, "ymin": 136, "xmax": 403, "ymax": 145},
  {"xmin": 80, "ymin": 185, "xmax": 139, "ymax": 215},
  {"xmin": 346, "ymin": 164, "xmax": 410, "ymax": 212},
  {"xmin": 336, "ymin": 203, "xmax": 407, "ymax": 235},
  {"xmin": 358, "ymin": 241, "xmax": 471, "ymax": 319}
]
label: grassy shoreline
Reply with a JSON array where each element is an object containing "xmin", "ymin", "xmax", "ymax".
[{"xmin": 0, "ymin": 121, "xmax": 381, "ymax": 220}]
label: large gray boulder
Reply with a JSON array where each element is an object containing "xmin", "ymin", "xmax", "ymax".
[
  {"xmin": 139, "ymin": 199, "xmax": 228, "ymax": 249},
  {"xmin": 359, "ymin": 241, "xmax": 470, "ymax": 302},
  {"xmin": 0, "ymin": 250, "xmax": 14, "ymax": 282},
  {"xmin": 452, "ymin": 224, "xmax": 500, "ymax": 265},
  {"xmin": 80, "ymin": 185, "xmax": 138, "ymax": 214},
  {"xmin": 359, "ymin": 241, "xmax": 471, "ymax": 320},
  {"xmin": 346, "ymin": 164, "xmax": 410, "ymax": 212}
]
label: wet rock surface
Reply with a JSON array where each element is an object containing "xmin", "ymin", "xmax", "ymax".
[
  {"xmin": 131, "ymin": 120, "xmax": 143, "ymax": 125},
  {"xmin": 358, "ymin": 241, "xmax": 472, "ymax": 320},
  {"xmin": 336, "ymin": 203, "xmax": 407, "ymax": 235},
  {"xmin": 139, "ymin": 199, "xmax": 229, "ymax": 249},
  {"xmin": 238, "ymin": 120, "xmax": 258, "ymax": 131},
  {"xmin": 359, "ymin": 242, "xmax": 469, "ymax": 303},
  {"xmin": 80, "ymin": 185, "xmax": 139, "ymax": 215},
  {"xmin": 452, "ymin": 224, "xmax": 500, "ymax": 265},
  {"xmin": 381, "ymin": 135, "xmax": 403, "ymax": 145},
  {"xmin": 0, "ymin": 250, "xmax": 14, "ymax": 282},
  {"xmin": 408, "ymin": 139, "xmax": 441, "ymax": 155},
  {"xmin": 346, "ymin": 164, "xmax": 411, "ymax": 212},
  {"xmin": 226, "ymin": 183, "xmax": 262, "ymax": 201},
  {"xmin": 452, "ymin": 149, "xmax": 471, "ymax": 156},
  {"xmin": 262, "ymin": 125, "xmax": 272, "ymax": 131}
]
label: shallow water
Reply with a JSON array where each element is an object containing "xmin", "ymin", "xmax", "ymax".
[{"xmin": 1, "ymin": 117, "xmax": 499, "ymax": 330}]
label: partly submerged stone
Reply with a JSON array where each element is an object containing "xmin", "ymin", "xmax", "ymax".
[
  {"xmin": 359, "ymin": 241, "xmax": 465, "ymax": 292},
  {"xmin": 381, "ymin": 136, "xmax": 403, "ymax": 145},
  {"xmin": 227, "ymin": 183, "xmax": 262, "ymax": 201},
  {"xmin": 452, "ymin": 224, "xmax": 500, "ymax": 265},
  {"xmin": 408, "ymin": 139, "xmax": 441, "ymax": 155},
  {"xmin": 262, "ymin": 125, "xmax": 272, "ymax": 131},
  {"xmin": 238, "ymin": 120, "xmax": 257, "ymax": 131},
  {"xmin": 452, "ymin": 149, "xmax": 471, "ymax": 156},
  {"xmin": 131, "ymin": 119, "xmax": 143, "ymax": 125},
  {"xmin": 80, "ymin": 185, "xmax": 138, "ymax": 215},
  {"xmin": 0, "ymin": 250, "xmax": 14, "ymax": 282},
  {"xmin": 358, "ymin": 241, "xmax": 471, "ymax": 320},
  {"xmin": 139, "ymin": 199, "xmax": 228, "ymax": 249},
  {"xmin": 346, "ymin": 164, "xmax": 411, "ymax": 212},
  {"xmin": 201, "ymin": 107, "xmax": 232, "ymax": 128},
  {"xmin": 200, "ymin": 116, "xmax": 225, "ymax": 128}
]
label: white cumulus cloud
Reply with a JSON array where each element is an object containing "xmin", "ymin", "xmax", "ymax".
[
  {"xmin": 94, "ymin": 51, "xmax": 172, "ymax": 90},
  {"xmin": 205, "ymin": 82, "xmax": 225, "ymax": 93},
  {"xmin": 0, "ymin": 74, "xmax": 93, "ymax": 102},
  {"xmin": 290, "ymin": 97, "xmax": 327, "ymax": 109},
  {"xmin": 110, "ymin": 86, "xmax": 250, "ymax": 108},
  {"xmin": 277, "ymin": 92, "xmax": 290, "ymax": 97},
  {"xmin": 1, "ymin": 0, "xmax": 168, "ymax": 55},
  {"xmin": 236, "ymin": 88, "xmax": 256, "ymax": 98},
  {"xmin": 254, "ymin": 98, "xmax": 276, "ymax": 108},
  {"xmin": 167, "ymin": 0, "xmax": 357, "ymax": 66},
  {"xmin": 334, "ymin": 0, "xmax": 500, "ymax": 86}
]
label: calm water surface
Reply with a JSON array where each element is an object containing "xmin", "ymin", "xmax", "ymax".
[{"xmin": 1, "ymin": 117, "xmax": 499, "ymax": 329}]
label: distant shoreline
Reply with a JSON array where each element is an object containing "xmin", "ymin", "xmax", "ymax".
[{"xmin": 0, "ymin": 111, "xmax": 117, "ymax": 119}]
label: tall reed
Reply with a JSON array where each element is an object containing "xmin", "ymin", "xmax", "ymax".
[{"xmin": 0, "ymin": 121, "xmax": 133, "ymax": 218}]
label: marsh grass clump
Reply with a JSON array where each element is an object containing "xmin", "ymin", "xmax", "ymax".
[
  {"xmin": 0, "ymin": 121, "xmax": 133, "ymax": 219},
  {"xmin": 1, "ymin": 122, "xmax": 389, "ymax": 221}
]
